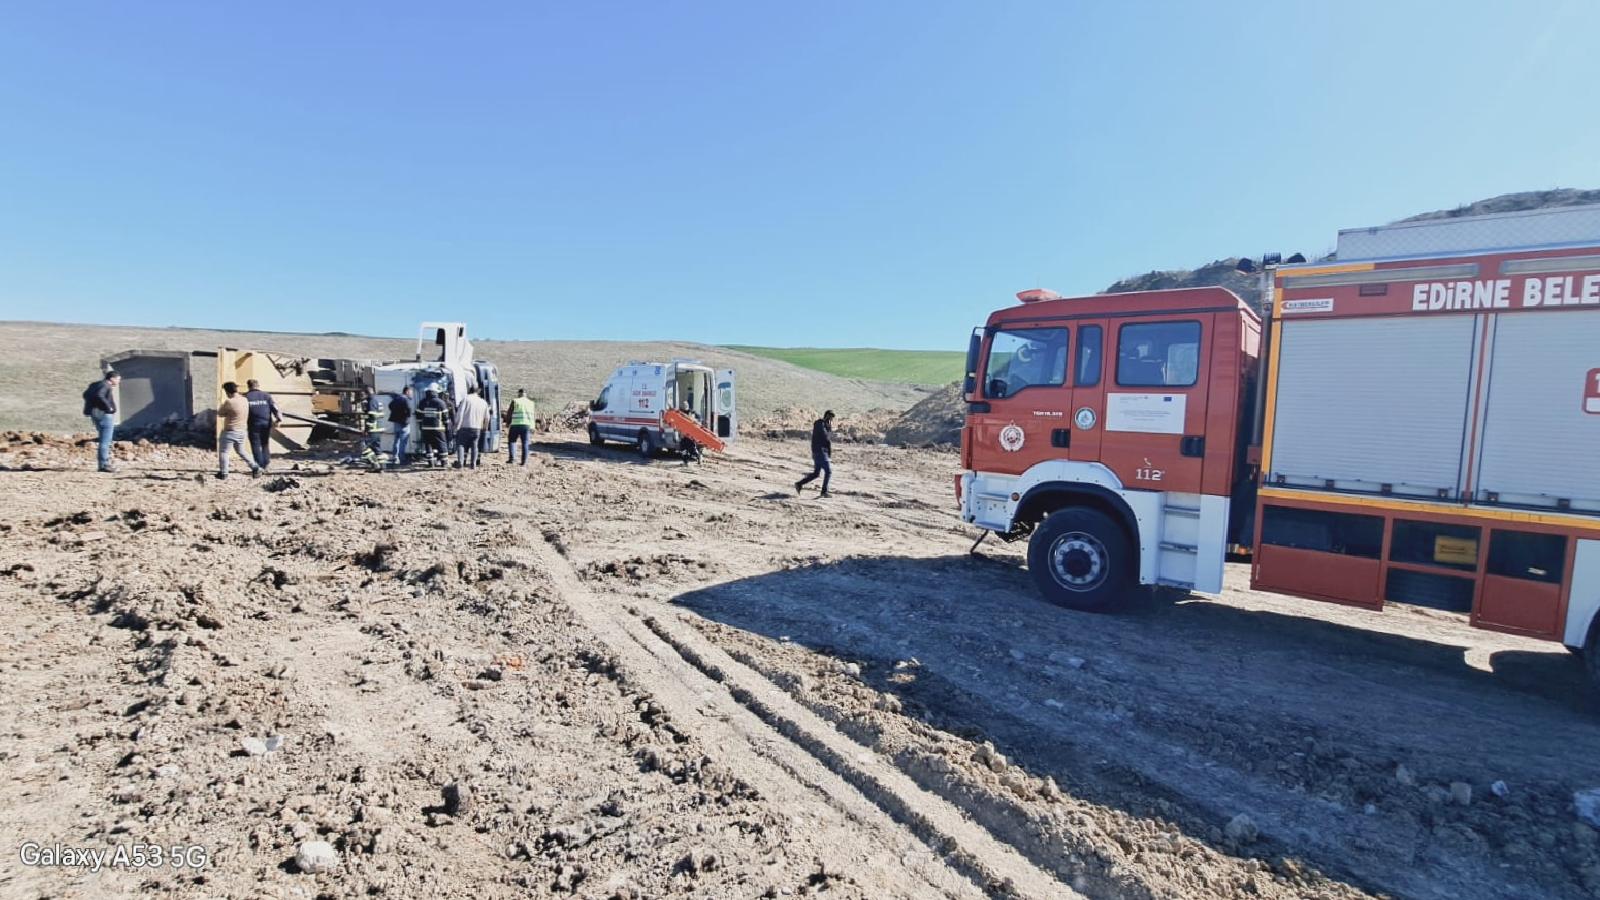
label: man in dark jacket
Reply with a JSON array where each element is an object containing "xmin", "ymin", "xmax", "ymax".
[
  {"xmin": 243, "ymin": 379, "xmax": 282, "ymax": 471},
  {"xmin": 82, "ymin": 370, "xmax": 121, "ymax": 473},
  {"xmin": 795, "ymin": 410, "xmax": 835, "ymax": 497},
  {"xmin": 388, "ymin": 386, "xmax": 414, "ymax": 468}
]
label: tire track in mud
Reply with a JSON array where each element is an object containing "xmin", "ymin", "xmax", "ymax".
[{"xmin": 527, "ymin": 527, "xmax": 1079, "ymax": 900}]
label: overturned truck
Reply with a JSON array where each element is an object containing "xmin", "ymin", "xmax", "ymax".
[{"xmin": 102, "ymin": 322, "xmax": 499, "ymax": 455}]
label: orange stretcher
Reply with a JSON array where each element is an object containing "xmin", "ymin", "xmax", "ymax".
[{"xmin": 664, "ymin": 408, "xmax": 725, "ymax": 453}]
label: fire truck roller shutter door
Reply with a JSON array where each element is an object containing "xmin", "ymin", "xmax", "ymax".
[
  {"xmin": 1269, "ymin": 316, "xmax": 1476, "ymax": 498},
  {"xmin": 1475, "ymin": 312, "xmax": 1600, "ymax": 513}
]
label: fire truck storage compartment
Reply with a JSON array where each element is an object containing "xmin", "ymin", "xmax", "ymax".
[
  {"xmin": 1255, "ymin": 504, "xmax": 1384, "ymax": 608},
  {"xmin": 1473, "ymin": 312, "xmax": 1600, "ymax": 513},
  {"xmin": 1269, "ymin": 315, "xmax": 1476, "ymax": 498}
]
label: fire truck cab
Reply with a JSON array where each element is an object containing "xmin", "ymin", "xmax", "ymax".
[{"xmin": 958, "ymin": 287, "xmax": 1260, "ymax": 608}]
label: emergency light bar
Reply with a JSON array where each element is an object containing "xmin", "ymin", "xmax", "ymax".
[{"xmin": 1016, "ymin": 288, "xmax": 1063, "ymax": 303}]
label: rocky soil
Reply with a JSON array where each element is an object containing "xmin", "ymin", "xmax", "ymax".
[{"xmin": 3, "ymin": 434, "xmax": 1599, "ymax": 899}]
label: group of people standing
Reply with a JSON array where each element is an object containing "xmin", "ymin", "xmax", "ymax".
[
  {"xmin": 80, "ymin": 370, "xmax": 535, "ymax": 478},
  {"xmin": 373, "ymin": 384, "xmax": 538, "ymax": 470},
  {"xmin": 82, "ymin": 371, "xmax": 840, "ymax": 492}
]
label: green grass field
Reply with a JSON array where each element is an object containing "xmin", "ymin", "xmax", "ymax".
[{"xmin": 725, "ymin": 346, "xmax": 963, "ymax": 386}]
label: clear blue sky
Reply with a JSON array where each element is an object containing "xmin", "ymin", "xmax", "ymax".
[{"xmin": 3, "ymin": 1, "xmax": 1596, "ymax": 350}]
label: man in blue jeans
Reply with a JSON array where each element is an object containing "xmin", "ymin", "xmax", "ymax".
[
  {"xmin": 243, "ymin": 379, "xmax": 282, "ymax": 471},
  {"xmin": 794, "ymin": 410, "xmax": 835, "ymax": 498},
  {"xmin": 388, "ymin": 386, "xmax": 414, "ymax": 468},
  {"xmin": 81, "ymin": 370, "xmax": 121, "ymax": 473}
]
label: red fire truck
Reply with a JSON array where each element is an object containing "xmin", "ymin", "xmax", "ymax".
[{"xmin": 957, "ymin": 204, "xmax": 1600, "ymax": 686}]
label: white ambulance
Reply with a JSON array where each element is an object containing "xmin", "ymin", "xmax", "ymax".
[{"xmin": 588, "ymin": 359, "xmax": 737, "ymax": 456}]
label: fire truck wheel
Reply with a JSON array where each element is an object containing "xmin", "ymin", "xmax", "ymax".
[
  {"xmin": 638, "ymin": 429, "xmax": 656, "ymax": 458},
  {"xmin": 588, "ymin": 423, "xmax": 603, "ymax": 446},
  {"xmin": 1027, "ymin": 507, "xmax": 1131, "ymax": 612}
]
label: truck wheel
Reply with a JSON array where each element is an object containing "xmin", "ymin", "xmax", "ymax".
[
  {"xmin": 588, "ymin": 423, "xmax": 603, "ymax": 446},
  {"xmin": 1026, "ymin": 507, "xmax": 1132, "ymax": 612},
  {"xmin": 638, "ymin": 429, "xmax": 655, "ymax": 458}
]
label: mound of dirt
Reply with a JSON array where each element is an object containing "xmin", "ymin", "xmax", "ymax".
[
  {"xmin": 0, "ymin": 430, "xmax": 175, "ymax": 470},
  {"xmin": 883, "ymin": 381, "xmax": 964, "ymax": 446},
  {"xmin": 744, "ymin": 407, "xmax": 900, "ymax": 443},
  {"xmin": 544, "ymin": 400, "xmax": 591, "ymax": 432}
]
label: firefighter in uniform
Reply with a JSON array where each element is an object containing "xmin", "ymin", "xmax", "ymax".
[
  {"xmin": 359, "ymin": 395, "xmax": 387, "ymax": 470},
  {"xmin": 416, "ymin": 386, "xmax": 452, "ymax": 468}
]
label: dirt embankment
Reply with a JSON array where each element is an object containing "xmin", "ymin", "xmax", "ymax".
[
  {"xmin": 4, "ymin": 434, "xmax": 1600, "ymax": 900},
  {"xmin": 883, "ymin": 381, "xmax": 964, "ymax": 447},
  {"xmin": 745, "ymin": 407, "xmax": 903, "ymax": 444}
]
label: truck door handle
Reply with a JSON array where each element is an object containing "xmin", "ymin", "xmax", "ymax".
[
  {"xmin": 1180, "ymin": 436, "xmax": 1205, "ymax": 457},
  {"xmin": 1051, "ymin": 428, "xmax": 1071, "ymax": 448}
]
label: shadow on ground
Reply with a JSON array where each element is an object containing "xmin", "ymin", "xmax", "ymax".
[{"xmin": 671, "ymin": 553, "xmax": 1600, "ymax": 900}]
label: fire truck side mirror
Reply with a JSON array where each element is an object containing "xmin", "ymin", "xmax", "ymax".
[{"xmin": 964, "ymin": 329, "xmax": 983, "ymax": 397}]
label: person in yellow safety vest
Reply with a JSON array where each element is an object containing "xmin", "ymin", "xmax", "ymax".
[
  {"xmin": 415, "ymin": 386, "xmax": 452, "ymax": 468},
  {"xmin": 505, "ymin": 388, "xmax": 537, "ymax": 465}
]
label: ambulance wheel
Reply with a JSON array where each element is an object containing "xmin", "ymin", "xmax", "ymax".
[
  {"xmin": 637, "ymin": 430, "xmax": 655, "ymax": 458},
  {"xmin": 588, "ymin": 423, "xmax": 603, "ymax": 446},
  {"xmin": 1027, "ymin": 507, "xmax": 1132, "ymax": 612}
]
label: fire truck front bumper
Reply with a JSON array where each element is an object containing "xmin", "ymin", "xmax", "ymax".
[{"xmin": 959, "ymin": 472, "xmax": 1019, "ymax": 533}]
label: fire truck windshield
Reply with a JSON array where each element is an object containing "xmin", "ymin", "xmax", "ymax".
[{"xmin": 984, "ymin": 328, "xmax": 1068, "ymax": 398}]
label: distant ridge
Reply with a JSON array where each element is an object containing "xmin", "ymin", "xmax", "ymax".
[{"xmin": 1103, "ymin": 188, "xmax": 1600, "ymax": 312}]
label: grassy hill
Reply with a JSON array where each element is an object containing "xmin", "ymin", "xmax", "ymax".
[{"xmin": 724, "ymin": 346, "xmax": 964, "ymax": 386}]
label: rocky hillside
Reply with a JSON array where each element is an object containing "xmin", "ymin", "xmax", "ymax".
[
  {"xmin": 1104, "ymin": 258, "xmax": 1266, "ymax": 311},
  {"xmin": 1103, "ymin": 189, "xmax": 1600, "ymax": 312},
  {"xmin": 1397, "ymin": 188, "xmax": 1600, "ymax": 222}
]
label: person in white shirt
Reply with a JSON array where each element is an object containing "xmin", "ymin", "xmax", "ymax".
[{"xmin": 453, "ymin": 386, "xmax": 491, "ymax": 469}]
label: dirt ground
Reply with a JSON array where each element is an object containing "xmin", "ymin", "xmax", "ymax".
[{"xmin": 3, "ymin": 432, "xmax": 1600, "ymax": 900}]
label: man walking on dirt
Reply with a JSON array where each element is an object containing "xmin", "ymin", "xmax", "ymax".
[
  {"xmin": 416, "ymin": 386, "xmax": 451, "ymax": 468},
  {"xmin": 454, "ymin": 385, "xmax": 490, "ymax": 469},
  {"xmin": 505, "ymin": 388, "xmax": 536, "ymax": 465},
  {"xmin": 795, "ymin": 410, "xmax": 835, "ymax": 498},
  {"xmin": 216, "ymin": 382, "xmax": 261, "ymax": 480},
  {"xmin": 82, "ymin": 369, "xmax": 121, "ymax": 473},
  {"xmin": 243, "ymin": 379, "xmax": 282, "ymax": 472},
  {"xmin": 388, "ymin": 386, "xmax": 414, "ymax": 468}
]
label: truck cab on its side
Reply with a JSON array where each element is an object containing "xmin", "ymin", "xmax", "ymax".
[{"xmin": 958, "ymin": 287, "xmax": 1261, "ymax": 608}]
